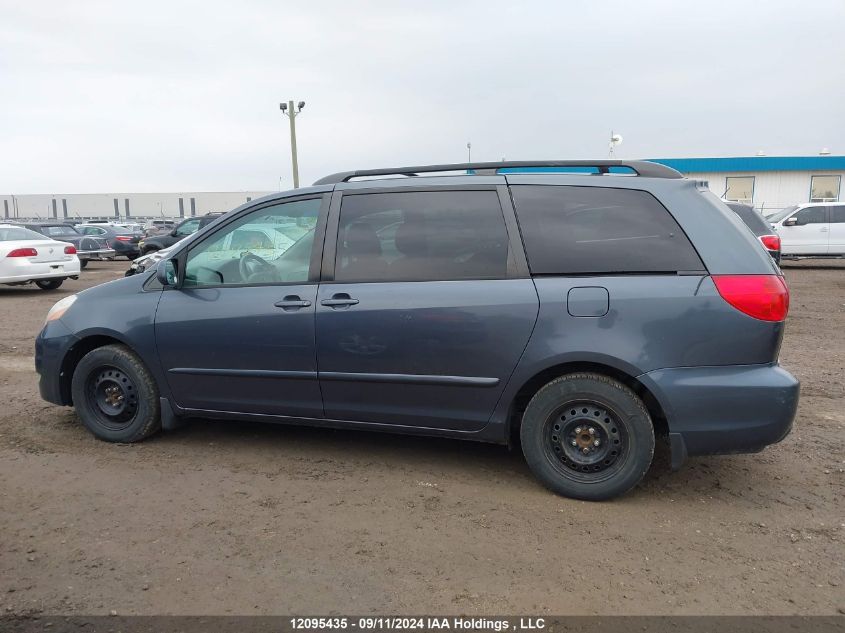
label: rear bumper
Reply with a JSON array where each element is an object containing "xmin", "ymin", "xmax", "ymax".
[
  {"xmin": 78, "ymin": 248, "xmax": 116, "ymax": 260},
  {"xmin": 1, "ymin": 258, "xmax": 81, "ymax": 284},
  {"xmin": 638, "ymin": 363, "xmax": 799, "ymax": 466}
]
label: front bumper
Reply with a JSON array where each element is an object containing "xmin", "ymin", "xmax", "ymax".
[
  {"xmin": 78, "ymin": 248, "xmax": 116, "ymax": 261},
  {"xmin": 35, "ymin": 319, "xmax": 80, "ymax": 406},
  {"xmin": 638, "ymin": 363, "xmax": 799, "ymax": 466}
]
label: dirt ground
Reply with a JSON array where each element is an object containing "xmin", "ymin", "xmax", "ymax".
[{"xmin": 0, "ymin": 260, "xmax": 842, "ymax": 616}]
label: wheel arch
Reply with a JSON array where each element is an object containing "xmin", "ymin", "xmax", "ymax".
[
  {"xmin": 59, "ymin": 334, "xmax": 132, "ymax": 405},
  {"xmin": 505, "ymin": 360, "xmax": 670, "ymax": 445}
]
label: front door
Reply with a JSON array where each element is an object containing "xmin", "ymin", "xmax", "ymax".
[
  {"xmin": 155, "ymin": 196, "xmax": 327, "ymax": 418},
  {"xmin": 779, "ymin": 205, "xmax": 829, "ymax": 255},
  {"xmin": 315, "ymin": 188, "xmax": 539, "ymax": 431}
]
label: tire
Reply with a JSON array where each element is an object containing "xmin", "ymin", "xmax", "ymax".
[
  {"xmin": 79, "ymin": 260, "xmax": 88, "ymax": 269},
  {"xmin": 35, "ymin": 279, "xmax": 63, "ymax": 290},
  {"xmin": 520, "ymin": 373, "xmax": 654, "ymax": 501},
  {"xmin": 70, "ymin": 344, "xmax": 161, "ymax": 442},
  {"xmin": 141, "ymin": 246, "xmax": 160, "ymax": 256}
]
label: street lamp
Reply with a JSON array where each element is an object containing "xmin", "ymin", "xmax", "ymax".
[{"xmin": 280, "ymin": 100, "xmax": 305, "ymax": 188}]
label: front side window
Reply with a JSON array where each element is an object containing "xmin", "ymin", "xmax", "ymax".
[
  {"xmin": 510, "ymin": 185, "xmax": 704, "ymax": 274},
  {"xmin": 183, "ymin": 198, "xmax": 320, "ymax": 287},
  {"xmin": 810, "ymin": 175, "xmax": 841, "ymax": 202},
  {"xmin": 725, "ymin": 176, "xmax": 755, "ymax": 204},
  {"xmin": 792, "ymin": 206, "xmax": 826, "ymax": 225},
  {"xmin": 334, "ymin": 190, "xmax": 510, "ymax": 282}
]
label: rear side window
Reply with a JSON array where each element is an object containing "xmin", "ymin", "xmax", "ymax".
[
  {"xmin": 510, "ymin": 185, "xmax": 704, "ymax": 274},
  {"xmin": 335, "ymin": 190, "xmax": 510, "ymax": 282}
]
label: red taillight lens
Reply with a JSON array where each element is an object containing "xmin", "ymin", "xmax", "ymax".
[
  {"xmin": 115, "ymin": 236, "xmax": 132, "ymax": 242},
  {"xmin": 712, "ymin": 274, "xmax": 789, "ymax": 322},
  {"xmin": 760, "ymin": 235, "xmax": 781, "ymax": 252},
  {"xmin": 64, "ymin": 245, "xmax": 77, "ymax": 254},
  {"xmin": 7, "ymin": 248, "xmax": 38, "ymax": 257}
]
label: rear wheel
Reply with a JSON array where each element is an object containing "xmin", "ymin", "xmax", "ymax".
[
  {"xmin": 520, "ymin": 373, "xmax": 654, "ymax": 501},
  {"xmin": 35, "ymin": 279, "xmax": 63, "ymax": 290},
  {"xmin": 70, "ymin": 344, "xmax": 161, "ymax": 442},
  {"xmin": 79, "ymin": 260, "xmax": 89, "ymax": 269}
]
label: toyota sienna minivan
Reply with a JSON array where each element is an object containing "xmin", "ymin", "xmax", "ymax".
[{"xmin": 36, "ymin": 160, "xmax": 799, "ymax": 500}]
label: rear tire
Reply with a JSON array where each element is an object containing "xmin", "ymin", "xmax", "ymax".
[
  {"xmin": 35, "ymin": 279, "xmax": 63, "ymax": 290},
  {"xmin": 70, "ymin": 344, "xmax": 161, "ymax": 442},
  {"xmin": 79, "ymin": 260, "xmax": 88, "ymax": 269},
  {"xmin": 520, "ymin": 373, "xmax": 654, "ymax": 501}
]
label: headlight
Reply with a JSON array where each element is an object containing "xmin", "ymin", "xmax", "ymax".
[{"xmin": 45, "ymin": 294, "xmax": 77, "ymax": 324}]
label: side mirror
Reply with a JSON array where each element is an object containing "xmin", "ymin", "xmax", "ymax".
[
  {"xmin": 170, "ymin": 228, "xmax": 179, "ymax": 237},
  {"xmin": 156, "ymin": 259, "xmax": 178, "ymax": 287},
  {"xmin": 783, "ymin": 217, "xmax": 799, "ymax": 227}
]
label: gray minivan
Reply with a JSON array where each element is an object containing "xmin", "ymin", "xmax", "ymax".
[{"xmin": 36, "ymin": 160, "xmax": 798, "ymax": 500}]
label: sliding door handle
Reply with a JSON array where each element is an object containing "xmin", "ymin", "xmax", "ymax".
[{"xmin": 321, "ymin": 293, "xmax": 359, "ymax": 308}]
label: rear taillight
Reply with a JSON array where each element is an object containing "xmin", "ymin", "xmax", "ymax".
[
  {"xmin": 7, "ymin": 248, "xmax": 38, "ymax": 257},
  {"xmin": 64, "ymin": 245, "xmax": 77, "ymax": 254},
  {"xmin": 712, "ymin": 274, "xmax": 789, "ymax": 322},
  {"xmin": 759, "ymin": 235, "xmax": 781, "ymax": 252},
  {"xmin": 115, "ymin": 236, "xmax": 132, "ymax": 242}
]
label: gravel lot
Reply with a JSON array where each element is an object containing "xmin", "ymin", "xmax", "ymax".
[{"xmin": 0, "ymin": 260, "xmax": 843, "ymax": 616}]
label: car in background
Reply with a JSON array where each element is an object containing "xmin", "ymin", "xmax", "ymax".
[
  {"xmin": 143, "ymin": 219, "xmax": 176, "ymax": 236},
  {"xmin": 22, "ymin": 222, "xmax": 116, "ymax": 269},
  {"xmin": 76, "ymin": 224, "xmax": 142, "ymax": 260},
  {"xmin": 724, "ymin": 202, "xmax": 781, "ymax": 264},
  {"xmin": 767, "ymin": 202, "xmax": 845, "ymax": 259},
  {"xmin": 125, "ymin": 241, "xmax": 181, "ymax": 276},
  {"xmin": 0, "ymin": 224, "xmax": 80, "ymax": 290},
  {"xmin": 138, "ymin": 212, "xmax": 225, "ymax": 255}
]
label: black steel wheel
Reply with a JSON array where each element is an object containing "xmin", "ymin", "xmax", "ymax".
[
  {"xmin": 71, "ymin": 344, "xmax": 161, "ymax": 442},
  {"xmin": 520, "ymin": 373, "xmax": 654, "ymax": 500}
]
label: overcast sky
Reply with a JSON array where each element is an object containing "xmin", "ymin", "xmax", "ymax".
[{"xmin": 1, "ymin": 0, "xmax": 843, "ymax": 194}]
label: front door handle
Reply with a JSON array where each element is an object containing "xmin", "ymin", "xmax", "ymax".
[
  {"xmin": 321, "ymin": 293, "xmax": 359, "ymax": 308},
  {"xmin": 274, "ymin": 295, "xmax": 312, "ymax": 310}
]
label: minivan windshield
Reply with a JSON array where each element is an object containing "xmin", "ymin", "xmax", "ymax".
[{"xmin": 767, "ymin": 206, "xmax": 798, "ymax": 223}]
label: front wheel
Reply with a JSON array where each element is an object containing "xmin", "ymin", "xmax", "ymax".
[
  {"xmin": 35, "ymin": 279, "xmax": 63, "ymax": 290},
  {"xmin": 520, "ymin": 373, "xmax": 655, "ymax": 501},
  {"xmin": 70, "ymin": 344, "xmax": 161, "ymax": 442}
]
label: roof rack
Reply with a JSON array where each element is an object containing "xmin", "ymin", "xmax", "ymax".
[{"xmin": 313, "ymin": 160, "xmax": 683, "ymax": 185}]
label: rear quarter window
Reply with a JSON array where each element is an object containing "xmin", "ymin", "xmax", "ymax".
[{"xmin": 509, "ymin": 185, "xmax": 704, "ymax": 274}]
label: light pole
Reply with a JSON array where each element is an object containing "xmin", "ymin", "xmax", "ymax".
[
  {"xmin": 280, "ymin": 100, "xmax": 305, "ymax": 188},
  {"xmin": 466, "ymin": 142, "xmax": 472, "ymax": 162}
]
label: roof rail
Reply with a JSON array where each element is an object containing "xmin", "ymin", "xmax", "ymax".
[{"xmin": 313, "ymin": 160, "xmax": 683, "ymax": 185}]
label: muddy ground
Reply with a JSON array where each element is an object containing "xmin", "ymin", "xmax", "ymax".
[{"xmin": 0, "ymin": 260, "xmax": 842, "ymax": 616}]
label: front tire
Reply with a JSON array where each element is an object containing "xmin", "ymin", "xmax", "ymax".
[
  {"xmin": 35, "ymin": 279, "xmax": 63, "ymax": 290},
  {"xmin": 70, "ymin": 344, "xmax": 161, "ymax": 442},
  {"xmin": 520, "ymin": 373, "xmax": 654, "ymax": 501}
]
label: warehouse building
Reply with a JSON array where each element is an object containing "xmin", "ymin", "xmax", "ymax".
[
  {"xmin": 2, "ymin": 155, "xmax": 843, "ymax": 221},
  {"xmin": 650, "ymin": 155, "xmax": 844, "ymax": 214}
]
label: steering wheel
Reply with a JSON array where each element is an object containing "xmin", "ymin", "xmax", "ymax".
[{"xmin": 238, "ymin": 252, "xmax": 275, "ymax": 283}]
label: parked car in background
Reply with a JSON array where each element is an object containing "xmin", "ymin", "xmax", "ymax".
[
  {"xmin": 35, "ymin": 160, "xmax": 797, "ymax": 501},
  {"xmin": 767, "ymin": 202, "xmax": 845, "ymax": 258},
  {"xmin": 143, "ymin": 219, "xmax": 176, "ymax": 236},
  {"xmin": 22, "ymin": 222, "xmax": 116, "ymax": 269},
  {"xmin": 125, "ymin": 242, "xmax": 180, "ymax": 276},
  {"xmin": 1, "ymin": 224, "xmax": 80, "ymax": 290},
  {"xmin": 139, "ymin": 212, "xmax": 225, "ymax": 255},
  {"xmin": 76, "ymin": 224, "xmax": 142, "ymax": 260},
  {"xmin": 724, "ymin": 202, "xmax": 781, "ymax": 264}
]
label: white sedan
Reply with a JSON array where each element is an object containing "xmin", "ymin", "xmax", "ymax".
[{"xmin": 0, "ymin": 224, "xmax": 81, "ymax": 290}]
